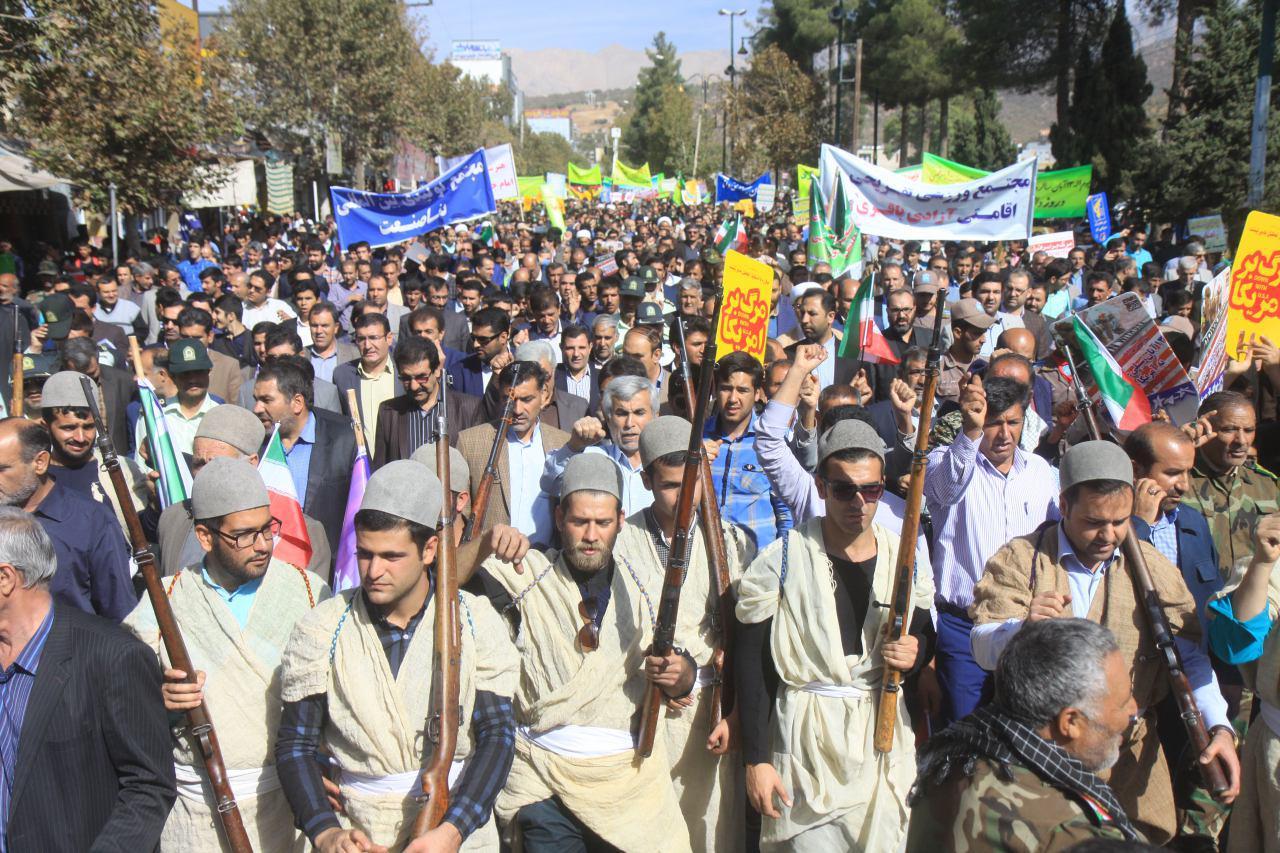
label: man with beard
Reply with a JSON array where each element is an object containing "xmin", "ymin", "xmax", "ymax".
[
  {"xmin": 614, "ymin": 416, "xmax": 756, "ymax": 852},
  {"xmin": 736, "ymin": 419, "xmax": 934, "ymax": 851},
  {"xmin": 40, "ymin": 371, "xmax": 149, "ymax": 532},
  {"xmin": 935, "ymin": 298, "xmax": 995, "ymax": 407},
  {"xmin": 907, "ymin": 619, "xmax": 1144, "ymax": 847},
  {"xmin": 472, "ymin": 453, "xmax": 698, "ymax": 852},
  {"xmin": 0, "ymin": 417, "xmax": 134, "ymax": 619},
  {"xmin": 125, "ymin": 458, "xmax": 329, "ymax": 851},
  {"xmin": 969, "ymin": 441, "xmax": 1239, "ymax": 844},
  {"xmin": 589, "ymin": 315, "xmax": 618, "ymax": 371},
  {"xmin": 449, "ymin": 307, "xmax": 514, "ymax": 398}
]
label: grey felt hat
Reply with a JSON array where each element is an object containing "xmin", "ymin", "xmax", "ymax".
[
  {"xmin": 40, "ymin": 371, "xmax": 92, "ymax": 409},
  {"xmin": 410, "ymin": 443, "xmax": 471, "ymax": 494},
  {"xmin": 1059, "ymin": 439, "xmax": 1133, "ymax": 492},
  {"xmin": 561, "ymin": 453, "xmax": 623, "ymax": 501},
  {"xmin": 195, "ymin": 405, "xmax": 266, "ymax": 456},
  {"xmin": 817, "ymin": 419, "xmax": 885, "ymax": 467},
  {"xmin": 360, "ymin": 459, "xmax": 443, "ymax": 528},
  {"xmin": 191, "ymin": 457, "xmax": 269, "ymax": 520},
  {"xmin": 639, "ymin": 415, "xmax": 692, "ymax": 468}
]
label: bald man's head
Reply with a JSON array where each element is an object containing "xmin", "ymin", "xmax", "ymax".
[
  {"xmin": 1125, "ymin": 420, "xmax": 1196, "ymax": 511},
  {"xmin": 997, "ymin": 328, "xmax": 1037, "ymax": 360}
]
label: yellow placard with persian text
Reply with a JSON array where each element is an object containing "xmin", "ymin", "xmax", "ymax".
[
  {"xmin": 1227, "ymin": 211, "xmax": 1280, "ymax": 357},
  {"xmin": 733, "ymin": 198, "xmax": 756, "ymax": 219},
  {"xmin": 715, "ymin": 250, "xmax": 772, "ymax": 364}
]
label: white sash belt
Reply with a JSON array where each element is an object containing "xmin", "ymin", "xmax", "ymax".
[
  {"xmin": 692, "ymin": 664, "xmax": 718, "ymax": 690},
  {"xmin": 518, "ymin": 725, "xmax": 636, "ymax": 758},
  {"xmin": 798, "ymin": 681, "xmax": 871, "ymax": 698},
  {"xmin": 173, "ymin": 763, "xmax": 281, "ymax": 803},
  {"xmin": 339, "ymin": 760, "xmax": 467, "ymax": 798}
]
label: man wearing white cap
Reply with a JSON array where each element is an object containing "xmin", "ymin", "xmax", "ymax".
[
  {"xmin": 613, "ymin": 416, "xmax": 756, "ymax": 852},
  {"xmin": 474, "ymin": 453, "xmax": 697, "ymax": 852},
  {"xmin": 124, "ymin": 457, "xmax": 330, "ymax": 851},
  {"xmin": 736, "ymin": 419, "xmax": 935, "ymax": 852},
  {"xmin": 275, "ymin": 460, "xmax": 517, "ymax": 852},
  {"xmin": 970, "ymin": 439, "xmax": 1240, "ymax": 844}
]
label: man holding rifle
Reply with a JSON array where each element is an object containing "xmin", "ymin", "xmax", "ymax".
[
  {"xmin": 969, "ymin": 440, "xmax": 1240, "ymax": 843},
  {"xmin": 125, "ymin": 457, "xmax": 329, "ymax": 850},
  {"xmin": 614, "ymin": 415, "xmax": 755, "ymax": 853},
  {"xmin": 736, "ymin": 419, "xmax": 935, "ymax": 851}
]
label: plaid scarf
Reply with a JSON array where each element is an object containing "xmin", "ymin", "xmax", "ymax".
[{"xmin": 909, "ymin": 706, "xmax": 1138, "ymax": 841}]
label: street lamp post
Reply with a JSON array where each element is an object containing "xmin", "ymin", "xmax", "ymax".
[{"xmin": 719, "ymin": 8, "xmax": 746, "ymax": 176}]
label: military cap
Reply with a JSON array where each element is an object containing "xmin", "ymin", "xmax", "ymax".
[
  {"xmin": 561, "ymin": 453, "xmax": 622, "ymax": 502},
  {"xmin": 817, "ymin": 419, "xmax": 885, "ymax": 467},
  {"xmin": 191, "ymin": 457, "xmax": 269, "ymax": 520},
  {"xmin": 639, "ymin": 416, "xmax": 693, "ymax": 468},
  {"xmin": 409, "ymin": 443, "xmax": 471, "ymax": 494},
  {"xmin": 619, "ymin": 276, "xmax": 645, "ymax": 299},
  {"xmin": 1059, "ymin": 439, "xmax": 1133, "ymax": 492},
  {"xmin": 168, "ymin": 339, "xmax": 213, "ymax": 374},
  {"xmin": 913, "ymin": 271, "xmax": 940, "ymax": 295},
  {"xmin": 21, "ymin": 352, "xmax": 56, "ymax": 380},
  {"xmin": 40, "ymin": 371, "xmax": 92, "ymax": 409},
  {"xmin": 702, "ymin": 248, "xmax": 722, "ymax": 266},
  {"xmin": 635, "ymin": 302, "xmax": 665, "ymax": 326},
  {"xmin": 39, "ymin": 293, "xmax": 73, "ymax": 340},
  {"xmin": 950, "ymin": 297, "xmax": 997, "ymax": 330},
  {"xmin": 360, "ymin": 459, "xmax": 443, "ymax": 529},
  {"xmin": 639, "ymin": 266, "xmax": 660, "ymax": 287},
  {"xmin": 195, "ymin": 405, "xmax": 266, "ymax": 456}
]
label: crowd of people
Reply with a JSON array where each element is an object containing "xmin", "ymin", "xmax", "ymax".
[{"xmin": 0, "ymin": 197, "xmax": 1275, "ymax": 853}]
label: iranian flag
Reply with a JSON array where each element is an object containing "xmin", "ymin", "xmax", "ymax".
[
  {"xmin": 1072, "ymin": 315, "xmax": 1152, "ymax": 430},
  {"xmin": 258, "ymin": 426, "xmax": 313, "ymax": 570},
  {"xmin": 476, "ymin": 222, "xmax": 496, "ymax": 248},
  {"xmin": 838, "ymin": 276, "xmax": 900, "ymax": 364},
  {"xmin": 713, "ymin": 215, "xmax": 747, "ymax": 254}
]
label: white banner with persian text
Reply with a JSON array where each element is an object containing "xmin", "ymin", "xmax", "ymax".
[{"xmin": 818, "ymin": 143, "xmax": 1036, "ymax": 242}]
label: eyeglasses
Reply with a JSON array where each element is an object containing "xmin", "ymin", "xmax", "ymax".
[
  {"xmin": 821, "ymin": 477, "xmax": 884, "ymax": 503},
  {"xmin": 470, "ymin": 332, "xmax": 500, "ymax": 347},
  {"xmin": 354, "ymin": 334, "xmax": 386, "ymax": 345},
  {"xmin": 210, "ymin": 518, "xmax": 281, "ymax": 549},
  {"xmin": 577, "ymin": 599, "xmax": 599, "ymax": 652}
]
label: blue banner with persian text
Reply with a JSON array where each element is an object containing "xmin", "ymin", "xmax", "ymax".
[
  {"xmin": 714, "ymin": 172, "xmax": 772, "ymax": 204},
  {"xmin": 330, "ymin": 149, "xmax": 496, "ymax": 249}
]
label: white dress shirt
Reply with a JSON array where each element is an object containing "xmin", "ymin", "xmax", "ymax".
[{"xmin": 507, "ymin": 423, "xmax": 554, "ymax": 548}]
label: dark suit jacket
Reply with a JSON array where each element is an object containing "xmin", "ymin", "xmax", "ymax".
[
  {"xmin": 98, "ymin": 364, "xmax": 136, "ymax": 454},
  {"xmin": 331, "ymin": 360, "xmax": 405, "ymax": 429},
  {"xmin": 8, "ymin": 604, "xmax": 174, "ymax": 852},
  {"xmin": 1133, "ymin": 506, "xmax": 1220, "ymax": 637},
  {"xmin": 447, "ymin": 351, "xmax": 489, "ymax": 398},
  {"xmin": 864, "ymin": 398, "xmax": 913, "ymax": 483},
  {"xmin": 442, "ymin": 308, "xmax": 470, "ymax": 353},
  {"xmin": 371, "ymin": 391, "xmax": 485, "ymax": 468},
  {"xmin": 481, "ymin": 379, "xmax": 588, "ymax": 430},
  {"xmin": 554, "ymin": 363, "xmax": 600, "ymax": 414},
  {"xmin": 304, "ymin": 408, "xmax": 358, "ymax": 551},
  {"xmin": 92, "ymin": 319, "xmax": 129, "ymax": 365}
]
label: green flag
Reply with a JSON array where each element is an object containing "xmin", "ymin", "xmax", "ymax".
[
  {"xmin": 567, "ymin": 162, "xmax": 601, "ymax": 186},
  {"xmin": 806, "ymin": 176, "xmax": 831, "ymax": 266},
  {"xmin": 921, "ymin": 152, "xmax": 989, "ymax": 184},
  {"xmin": 541, "ymin": 183, "xmax": 565, "ymax": 231},
  {"xmin": 611, "ymin": 160, "xmax": 652, "ymax": 188},
  {"xmin": 1035, "ymin": 165, "xmax": 1093, "ymax": 219},
  {"xmin": 827, "ymin": 176, "xmax": 862, "ymax": 279}
]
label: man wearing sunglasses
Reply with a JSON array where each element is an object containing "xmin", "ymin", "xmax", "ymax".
[
  {"xmin": 737, "ymin": 418, "xmax": 936, "ymax": 852},
  {"xmin": 473, "ymin": 453, "xmax": 698, "ymax": 853},
  {"xmin": 613, "ymin": 416, "xmax": 757, "ymax": 853},
  {"xmin": 125, "ymin": 457, "xmax": 331, "ymax": 851}
]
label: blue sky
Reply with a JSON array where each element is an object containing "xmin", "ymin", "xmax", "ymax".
[{"xmin": 202, "ymin": 0, "xmax": 765, "ymax": 54}]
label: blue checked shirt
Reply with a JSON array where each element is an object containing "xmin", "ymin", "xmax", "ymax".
[
  {"xmin": 0, "ymin": 606, "xmax": 54, "ymax": 852},
  {"xmin": 705, "ymin": 411, "xmax": 792, "ymax": 551},
  {"xmin": 274, "ymin": 593, "xmax": 514, "ymax": 843},
  {"xmin": 1148, "ymin": 506, "xmax": 1181, "ymax": 567}
]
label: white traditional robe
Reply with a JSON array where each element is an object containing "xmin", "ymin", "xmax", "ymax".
[
  {"xmin": 614, "ymin": 511, "xmax": 754, "ymax": 853},
  {"xmin": 280, "ymin": 587, "xmax": 517, "ymax": 852},
  {"xmin": 736, "ymin": 519, "xmax": 934, "ymax": 852},
  {"xmin": 123, "ymin": 558, "xmax": 329, "ymax": 852},
  {"xmin": 485, "ymin": 548, "xmax": 692, "ymax": 853}
]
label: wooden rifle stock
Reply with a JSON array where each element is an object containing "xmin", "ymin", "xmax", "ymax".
[
  {"xmin": 463, "ymin": 363, "xmax": 522, "ymax": 544},
  {"xmin": 412, "ymin": 375, "xmax": 462, "ymax": 835},
  {"xmin": 1060, "ymin": 344, "xmax": 1230, "ymax": 798},
  {"xmin": 78, "ymin": 378, "xmax": 255, "ymax": 853},
  {"xmin": 673, "ymin": 318, "xmax": 735, "ymax": 726},
  {"xmin": 638, "ymin": 302, "xmax": 722, "ymax": 758},
  {"xmin": 10, "ymin": 352, "xmax": 22, "ymax": 418},
  {"xmin": 873, "ymin": 307, "xmax": 946, "ymax": 754}
]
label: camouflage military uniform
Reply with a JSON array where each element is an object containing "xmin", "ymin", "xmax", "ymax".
[
  {"xmin": 905, "ymin": 758, "xmax": 1136, "ymax": 852},
  {"xmin": 1182, "ymin": 458, "xmax": 1279, "ymax": 579}
]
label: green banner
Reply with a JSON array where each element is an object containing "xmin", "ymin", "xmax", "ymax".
[
  {"xmin": 921, "ymin": 152, "xmax": 988, "ymax": 185},
  {"xmin": 517, "ymin": 176, "xmax": 543, "ymax": 199},
  {"xmin": 541, "ymin": 184, "xmax": 565, "ymax": 231},
  {"xmin": 611, "ymin": 159, "xmax": 652, "ymax": 188},
  {"xmin": 1034, "ymin": 164, "xmax": 1093, "ymax": 219},
  {"xmin": 567, "ymin": 162, "xmax": 601, "ymax": 186},
  {"xmin": 795, "ymin": 163, "xmax": 818, "ymax": 206}
]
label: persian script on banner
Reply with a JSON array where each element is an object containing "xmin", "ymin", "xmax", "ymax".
[
  {"xmin": 1052, "ymin": 292, "xmax": 1199, "ymax": 426},
  {"xmin": 1227, "ymin": 211, "xmax": 1280, "ymax": 357},
  {"xmin": 716, "ymin": 250, "xmax": 772, "ymax": 364},
  {"xmin": 818, "ymin": 143, "xmax": 1036, "ymax": 241}
]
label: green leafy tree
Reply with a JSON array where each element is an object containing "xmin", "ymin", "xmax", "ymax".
[
  {"xmin": 949, "ymin": 89, "xmax": 1017, "ymax": 169},
  {"xmin": 755, "ymin": 0, "xmax": 838, "ymax": 74},
  {"xmin": 729, "ymin": 45, "xmax": 820, "ymax": 177},
  {"xmin": 517, "ymin": 131, "xmax": 575, "ymax": 176},
  {"xmin": 621, "ymin": 33, "xmax": 695, "ymax": 174}
]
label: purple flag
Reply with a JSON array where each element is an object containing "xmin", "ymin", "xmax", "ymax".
[{"xmin": 332, "ymin": 445, "xmax": 370, "ymax": 591}]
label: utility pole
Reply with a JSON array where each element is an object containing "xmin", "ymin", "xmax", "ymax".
[
  {"xmin": 851, "ymin": 38, "xmax": 863, "ymax": 153},
  {"xmin": 720, "ymin": 9, "xmax": 746, "ymax": 175},
  {"xmin": 1249, "ymin": 0, "xmax": 1277, "ymax": 208},
  {"xmin": 832, "ymin": 4, "xmax": 844, "ymax": 148}
]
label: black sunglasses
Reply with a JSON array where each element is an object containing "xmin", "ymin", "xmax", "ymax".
[{"xmin": 821, "ymin": 477, "xmax": 884, "ymax": 503}]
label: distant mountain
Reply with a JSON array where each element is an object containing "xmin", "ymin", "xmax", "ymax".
[{"xmin": 507, "ymin": 45, "xmax": 731, "ymax": 97}]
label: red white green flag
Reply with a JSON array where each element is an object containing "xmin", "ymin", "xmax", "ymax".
[
  {"xmin": 713, "ymin": 214, "xmax": 747, "ymax": 254},
  {"xmin": 258, "ymin": 425, "xmax": 313, "ymax": 570},
  {"xmin": 838, "ymin": 276, "xmax": 900, "ymax": 364},
  {"xmin": 1072, "ymin": 315, "xmax": 1151, "ymax": 430}
]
